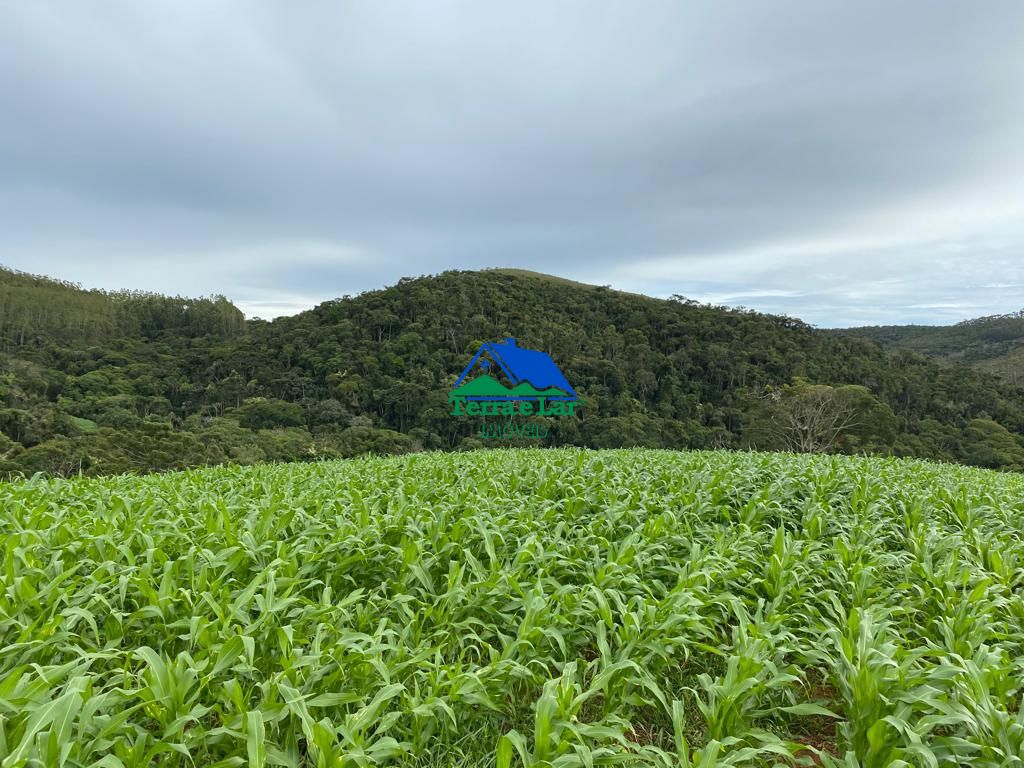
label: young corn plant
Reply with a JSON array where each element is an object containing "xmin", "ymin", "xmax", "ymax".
[{"xmin": 1, "ymin": 448, "xmax": 1023, "ymax": 765}]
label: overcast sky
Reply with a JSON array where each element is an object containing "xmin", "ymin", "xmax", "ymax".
[{"xmin": 2, "ymin": 3, "xmax": 1023, "ymax": 327}]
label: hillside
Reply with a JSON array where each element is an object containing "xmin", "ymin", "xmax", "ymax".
[
  {"xmin": 0, "ymin": 265, "xmax": 246, "ymax": 348},
  {"xmin": 840, "ymin": 311, "xmax": 1024, "ymax": 384},
  {"xmin": 2, "ymin": 448, "xmax": 1023, "ymax": 764},
  {"xmin": 1, "ymin": 266, "xmax": 1024, "ymax": 476}
]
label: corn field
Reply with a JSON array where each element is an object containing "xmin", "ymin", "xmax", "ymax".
[{"xmin": 1, "ymin": 448, "xmax": 1023, "ymax": 767}]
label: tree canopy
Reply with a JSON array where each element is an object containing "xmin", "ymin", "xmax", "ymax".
[{"xmin": 1, "ymin": 265, "xmax": 1023, "ymax": 477}]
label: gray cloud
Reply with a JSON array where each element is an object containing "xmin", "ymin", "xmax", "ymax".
[{"xmin": 1, "ymin": 2, "xmax": 1023, "ymax": 325}]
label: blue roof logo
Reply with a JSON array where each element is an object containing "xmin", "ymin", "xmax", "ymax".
[{"xmin": 450, "ymin": 337, "xmax": 579, "ymax": 417}]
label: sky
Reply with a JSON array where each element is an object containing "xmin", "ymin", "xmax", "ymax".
[{"xmin": 2, "ymin": 2, "xmax": 1023, "ymax": 327}]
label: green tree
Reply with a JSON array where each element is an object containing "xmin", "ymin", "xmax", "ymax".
[{"xmin": 236, "ymin": 398, "xmax": 305, "ymax": 430}]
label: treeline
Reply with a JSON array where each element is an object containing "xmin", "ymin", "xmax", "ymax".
[
  {"xmin": 841, "ymin": 310, "xmax": 1024, "ymax": 366},
  {"xmin": 0, "ymin": 266, "xmax": 246, "ymax": 348},
  {"xmin": 841, "ymin": 310, "xmax": 1024, "ymax": 389},
  {"xmin": 1, "ymin": 267, "xmax": 1024, "ymax": 478}
]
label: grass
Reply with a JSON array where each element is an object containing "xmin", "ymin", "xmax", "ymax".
[
  {"xmin": 486, "ymin": 269, "xmax": 650, "ymax": 300},
  {"xmin": 1, "ymin": 448, "xmax": 1023, "ymax": 766}
]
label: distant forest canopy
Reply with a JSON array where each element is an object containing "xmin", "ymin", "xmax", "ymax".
[
  {"xmin": 1, "ymin": 264, "xmax": 1024, "ymax": 477},
  {"xmin": 0, "ymin": 266, "xmax": 246, "ymax": 346},
  {"xmin": 840, "ymin": 310, "xmax": 1024, "ymax": 385}
]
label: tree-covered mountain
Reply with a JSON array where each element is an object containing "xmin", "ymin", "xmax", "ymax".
[
  {"xmin": 2, "ymin": 265, "xmax": 1023, "ymax": 476},
  {"xmin": 0, "ymin": 266, "xmax": 246, "ymax": 347},
  {"xmin": 839, "ymin": 311, "xmax": 1024, "ymax": 384}
]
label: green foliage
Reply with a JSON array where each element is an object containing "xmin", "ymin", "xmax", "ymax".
[
  {"xmin": 961, "ymin": 418, "xmax": 1024, "ymax": 471},
  {"xmin": 236, "ymin": 398, "xmax": 306, "ymax": 430},
  {"xmin": 0, "ymin": 265, "xmax": 246, "ymax": 348},
  {"xmin": 0, "ymin": 421, "xmax": 417, "ymax": 478},
  {"xmin": 253, "ymin": 427, "xmax": 315, "ymax": 462},
  {"xmin": 63, "ymin": 415, "xmax": 98, "ymax": 435},
  {"xmin": 2, "ymin": 448, "xmax": 1024, "ymax": 765},
  {"xmin": 744, "ymin": 381, "xmax": 899, "ymax": 455},
  {"xmin": 1, "ymin": 435, "xmax": 80, "ymax": 476},
  {"xmin": 316, "ymin": 426, "xmax": 418, "ymax": 458},
  {"xmin": 0, "ymin": 431, "xmax": 21, "ymax": 460},
  {"xmin": 841, "ymin": 310, "xmax": 1024, "ymax": 382},
  {"xmin": 2, "ymin": 266, "xmax": 1024, "ymax": 476}
]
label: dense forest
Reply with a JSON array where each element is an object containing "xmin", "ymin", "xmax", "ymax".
[
  {"xmin": 0, "ymin": 267, "xmax": 246, "ymax": 346},
  {"xmin": 841, "ymin": 311, "xmax": 1024, "ymax": 384},
  {"xmin": 2, "ymin": 265, "xmax": 1024, "ymax": 477}
]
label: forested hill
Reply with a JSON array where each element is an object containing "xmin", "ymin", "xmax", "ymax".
[
  {"xmin": 2, "ymin": 266, "xmax": 1024, "ymax": 477},
  {"xmin": 839, "ymin": 312, "xmax": 1024, "ymax": 384},
  {"xmin": 0, "ymin": 266, "xmax": 246, "ymax": 347}
]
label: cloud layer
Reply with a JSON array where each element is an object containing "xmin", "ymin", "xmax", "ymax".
[{"xmin": 2, "ymin": 2, "xmax": 1023, "ymax": 326}]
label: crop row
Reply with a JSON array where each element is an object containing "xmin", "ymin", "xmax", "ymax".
[{"xmin": 1, "ymin": 449, "xmax": 1023, "ymax": 766}]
